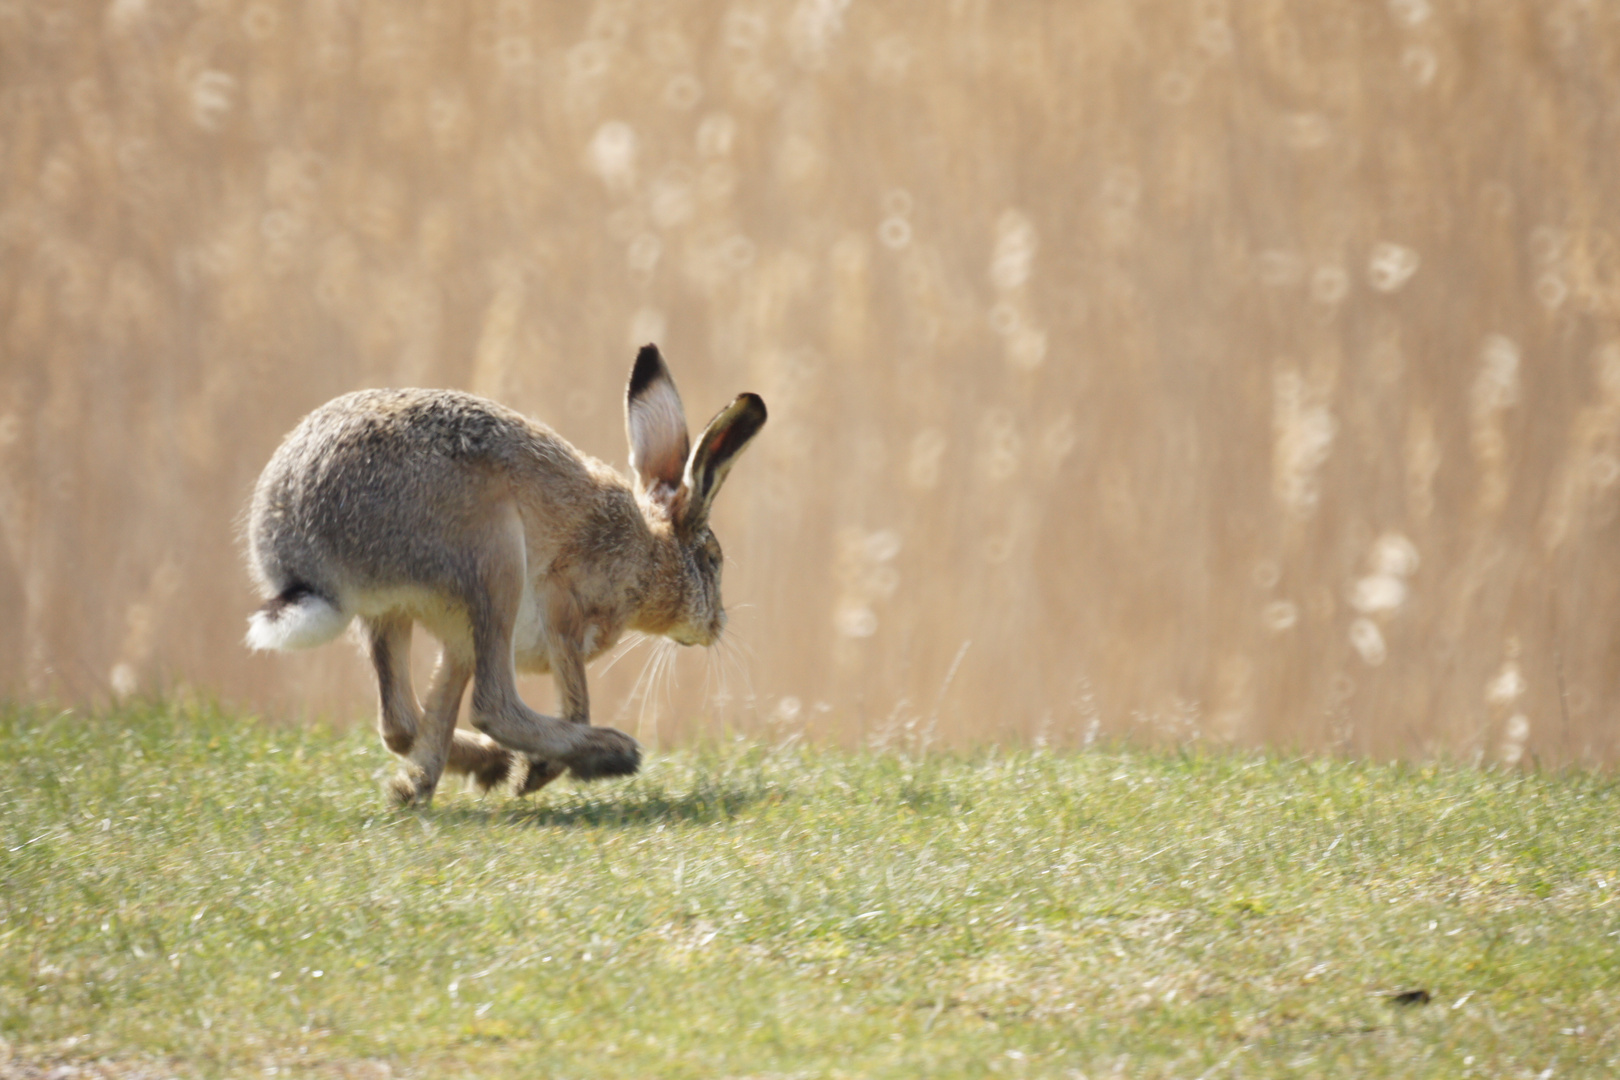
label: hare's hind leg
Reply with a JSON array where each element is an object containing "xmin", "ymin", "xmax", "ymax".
[
  {"xmin": 446, "ymin": 726, "xmax": 518, "ymax": 793},
  {"xmin": 460, "ymin": 506, "xmax": 640, "ymax": 779},
  {"xmin": 438, "ymin": 646, "xmax": 518, "ymax": 793}
]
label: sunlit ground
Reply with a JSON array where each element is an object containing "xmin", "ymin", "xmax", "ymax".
[{"xmin": 2, "ymin": 701, "xmax": 1616, "ymax": 1078}]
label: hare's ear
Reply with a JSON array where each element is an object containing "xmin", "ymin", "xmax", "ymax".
[
  {"xmin": 682, "ymin": 392, "xmax": 767, "ymax": 527},
  {"xmin": 626, "ymin": 344, "xmax": 690, "ymax": 496}
]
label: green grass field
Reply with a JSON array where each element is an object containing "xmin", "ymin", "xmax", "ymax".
[{"xmin": 2, "ymin": 701, "xmax": 1617, "ymax": 1078}]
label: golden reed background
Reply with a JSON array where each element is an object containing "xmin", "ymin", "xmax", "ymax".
[{"xmin": 3, "ymin": 1, "xmax": 1619, "ymax": 764}]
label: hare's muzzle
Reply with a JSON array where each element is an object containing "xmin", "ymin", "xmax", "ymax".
[{"xmin": 669, "ymin": 609, "xmax": 726, "ymax": 648}]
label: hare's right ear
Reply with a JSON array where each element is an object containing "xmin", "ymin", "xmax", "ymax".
[
  {"xmin": 681, "ymin": 391, "xmax": 767, "ymax": 528},
  {"xmin": 626, "ymin": 344, "xmax": 691, "ymax": 500}
]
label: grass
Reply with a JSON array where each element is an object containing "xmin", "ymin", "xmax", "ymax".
[{"xmin": 1, "ymin": 701, "xmax": 1618, "ymax": 1078}]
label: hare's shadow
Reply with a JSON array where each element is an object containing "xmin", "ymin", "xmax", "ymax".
[{"xmin": 425, "ymin": 781, "xmax": 773, "ymax": 828}]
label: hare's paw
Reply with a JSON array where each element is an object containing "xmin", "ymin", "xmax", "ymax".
[
  {"xmin": 447, "ymin": 730, "xmax": 516, "ymax": 793},
  {"xmin": 470, "ymin": 754, "xmax": 513, "ymax": 793},
  {"xmin": 519, "ymin": 757, "xmax": 566, "ymax": 795},
  {"xmin": 565, "ymin": 726, "xmax": 642, "ymax": 781},
  {"xmin": 385, "ymin": 765, "xmax": 437, "ymax": 808}
]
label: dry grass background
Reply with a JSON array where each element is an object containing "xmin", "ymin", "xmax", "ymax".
[{"xmin": 2, "ymin": 0, "xmax": 1618, "ymax": 763}]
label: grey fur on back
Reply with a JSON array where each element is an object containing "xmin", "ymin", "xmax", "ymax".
[{"xmin": 249, "ymin": 388, "xmax": 596, "ymax": 607}]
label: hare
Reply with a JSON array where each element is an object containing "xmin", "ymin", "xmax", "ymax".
[{"xmin": 243, "ymin": 344, "xmax": 766, "ymax": 805}]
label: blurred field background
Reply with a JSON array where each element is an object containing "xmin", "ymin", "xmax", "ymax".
[{"xmin": 2, "ymin": 0, "xmax": 1618, "ymax": 763}]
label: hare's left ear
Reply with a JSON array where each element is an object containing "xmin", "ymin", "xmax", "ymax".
[
  {"xmin": 626, "ymin": 344, "xmax": 691, "ymax": 499},
  {"xmin": 682, "ymin": 392, "xmax": 767, "ymax": 528}
]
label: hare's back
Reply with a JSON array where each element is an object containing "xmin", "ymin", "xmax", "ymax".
[
  {"xmin": 298, "ymin": 387, "xmax": 569, "ymax": 463},
  {"xmin": 250, "ymin": 389, "xmax": 588, "ymax": 590}
]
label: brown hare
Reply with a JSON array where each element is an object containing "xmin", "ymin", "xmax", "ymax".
[{"xmin": 243, "ymin": 345, "xmax": 766, "ymax": 805}]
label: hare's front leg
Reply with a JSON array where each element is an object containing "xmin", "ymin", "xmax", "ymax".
[
  {"xmin": 368, "ymin": 614, "xmax": 457, "ymax": 806},
  {"xmin": 382, "ymin": 648, "xmax": 464, "ymax": 806},
  {"xmin": 410, "ymin": 653, "xmax": 522, "ymax": 805},
  {"xmin": 366, "ymin": 613, "xmax": 419, "ymax": 756},
  {"xmin": 370, "ymin": 610, "xmax": 522, "ymax": 806}
]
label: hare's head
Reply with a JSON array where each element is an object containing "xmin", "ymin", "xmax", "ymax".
[{"xmin": 625, "ymin": 344, "xmax": 767, "ymax": 646}]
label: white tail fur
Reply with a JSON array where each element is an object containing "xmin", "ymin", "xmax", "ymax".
[{"xmin": 245, "ymin": 593, "xmax": 350, "ymax": 651}]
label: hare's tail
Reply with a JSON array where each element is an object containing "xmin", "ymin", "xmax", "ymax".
[{"xmin": 245, "ymin": 583, "xmax": 350, "ymax": 651}]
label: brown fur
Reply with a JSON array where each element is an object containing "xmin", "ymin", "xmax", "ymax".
[
  {"xmin": 245, "ymin": 345, "xmax": 765, "ymax": 806},
  {"xmin": 519, "ymin": 758, "xmax": 566, "ymax": 794}
]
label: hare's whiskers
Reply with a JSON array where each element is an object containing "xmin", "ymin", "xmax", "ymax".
[
  {"xmin": 715, "ymin": 634, "xmax": 755, "ymax": 705},
  {"xmin": 625, "ymin": 638, "xmax": 666, "ymax": 739},
  {"xmin": 596, "ymin": 631, "xmax": 651, "ymax": 677}
]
